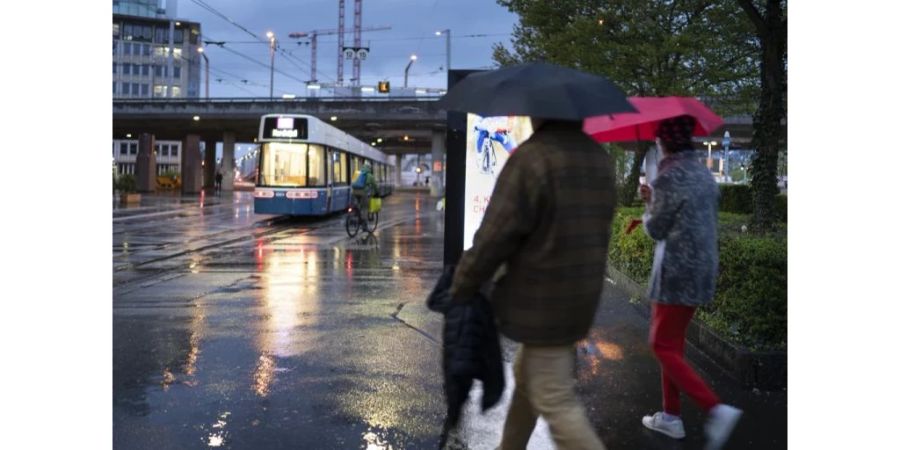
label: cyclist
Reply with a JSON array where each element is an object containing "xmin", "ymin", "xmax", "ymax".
[
  {"xmin": 474, "ymin": 121, "xmax": 518, "ymax": 174},
  {"xmin": 351, "ymin": 163, "xmax": 378, "ymax": 219}
]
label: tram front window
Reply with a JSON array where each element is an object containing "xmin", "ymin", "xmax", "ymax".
[{"xmin": 259, "ymin": 142, "xmax": 308, "ymax": 187}]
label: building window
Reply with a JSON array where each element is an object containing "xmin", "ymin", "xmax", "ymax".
[
  {"xmin": 132, "ymin": 83, "xmax": 140, "ymax": 95},
  {"xmin": 154, "ymin": 65, "xmax": 162, "ymax": 77},
  {"xmin": 142, "ymin": 65, "xmax": 150, "ymax": 76},
  {"xmin": 123, "ymin": 23, "xmax": 134, "ymax": 40},
  {"xmin": 120, "ymin": 143, "xmax": 128, "ymax": 155},
  {"xmin": 155, "ymin": 27, "xmax": 168, "ymax": 44},
  {"xmin": 122, "ymin": 83, "xmax": 131, "ymax": 95},
  {"xmin": 113, "ymin": 62, "xmax": 117, "ymax": 74},
  {"xmin": 154, "ymin": 85, "xmax": 167, "ymax": 97},
  {"xmin": 123, "ymin": 64, "xmax": 131, "ymax": 75},
  {"xmin": 142, "ymin": 43, "xmax": 151, "ymax": 56},
  {"xmin": 161, "ymin": 145, "xmax": 169, "ymax": 156},
  {"xmin": 171, "ymin": 145, "xmax": 178, "ymax": 157},
  {"xmin": 171, "ymin": 86, "xmax": 181, "ymax": 98},
  {"xmin": 173, "ymin": 66, "xmax": 181, "ymax": 78},
  {"xmin": 113, "ymin": 23, "xmax": 120, "ymax": 38},
  {"xmin": 124, "ymin": 42, "xmax": 131, "ymax": 55},
  {"xmin": 173, "ymin": 48, "xmax": 182, "ymax": 58},
  {"xmin": 113, "ymin": 82, "xmax": 117, "ymax": 95},
  {"xmin": 113, "ymin": 40, "xmax": 118, "ymax": 54},
  {"xmin": 174, "ymin": 29, "xmax": 184, "ymax": 44}
]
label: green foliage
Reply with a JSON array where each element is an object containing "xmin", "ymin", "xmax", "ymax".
[
  {"xmin": 729, "ymin": 167, "xmax": 748, "ymax": 183},
  {"xmin": 719, "ymin": 184, "xmax": 753, "ymax": 214},
  {"xmin": 493, "ymin": 0, "xmax": 761, "ymax": 115},
  {"xmin": 115, "ymin": 174, "xmax": 137, "ymax": 193},
  {"xmin": 609, "ymin": 207, "xmax": 654, "ymax": 281},
  {"xmin": 775, "ymin": 194, "xmax": 787, "ymax": 222},
  {"xmin": 608, "ymin": 205, "xmax": 787, "ymax": 350},
  {"xmin": 699, "ymin": 234, "xmax": 787, "ymax": 350}
]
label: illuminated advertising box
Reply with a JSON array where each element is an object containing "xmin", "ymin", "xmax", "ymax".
[{"xmin": 462, "ymin": 114, "xmax": 533, "ymax": 250}]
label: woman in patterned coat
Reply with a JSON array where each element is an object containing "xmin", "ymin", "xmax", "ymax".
[{"xmin": 638, "ymin": 115, "xmax": 743, "ymax": 450}]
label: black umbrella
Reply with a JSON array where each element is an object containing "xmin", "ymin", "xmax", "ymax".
[{"xmin": 437, "ymin": 62, "xmax": 637, "ymax": 120}]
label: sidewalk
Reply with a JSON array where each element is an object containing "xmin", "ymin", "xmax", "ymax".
[
  {"xmin": 402, "ymin": 274, "xmax": 787, "ymax": 449},
  {"xmin": 572, "ymin": 281, "xmax": 787, "ymax": 449}
]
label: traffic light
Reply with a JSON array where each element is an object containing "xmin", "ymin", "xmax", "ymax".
[{"xmin": 377, "ymin": 81, "xmax": 390, "ymax": 93}]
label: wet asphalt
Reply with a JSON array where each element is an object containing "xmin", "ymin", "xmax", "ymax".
[{"xmin": 113, "ymin": 191, "xmax": 786, "ymax": 449}]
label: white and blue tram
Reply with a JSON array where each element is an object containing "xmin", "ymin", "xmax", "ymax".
[{"xmin": 254, "ymin": 114, "xmax": 394, "ymax": 216}]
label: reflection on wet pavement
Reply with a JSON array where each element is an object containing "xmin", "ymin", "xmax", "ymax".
[
  {"xmin": 113, "ymin": 191, "xmax": 785, "ymax": 449},
  {"xmin": 114, "ymin": 192, "xmax": 448, "ymax": 449}
]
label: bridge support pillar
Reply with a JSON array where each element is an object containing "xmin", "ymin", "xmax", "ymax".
[
  {"xmin": 394, "ymin": 155, "xmax": 403, "ymax": 187},
  {"xmin": 221, "ymin": 132, "xmax": 236, "ymax": 192},
  {"xmin": 135, "ymin": 133, "xmax": 157, "ymax": 193},
  {"xmin": 430, "ymin": 130, "xmax": 446, "ymax": 197},
  {"xmin": 181, "ymin": 134, "xmax": 203, "ymax": 194},
  {"xmin": 203, "ymin": 139, "xmax": 217, "ymax": 189}
]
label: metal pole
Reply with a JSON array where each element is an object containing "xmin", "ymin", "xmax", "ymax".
[
  {"xmin": 404, "ymin": 57, "xmax": 415, "ymax": 88},
  {"xmin": 200, "ymin": 52, "xmax": 209, "ymax": 100},
  {"xmin": 269, "ymin": 37, "xmax": 275, "ymax": 99}
]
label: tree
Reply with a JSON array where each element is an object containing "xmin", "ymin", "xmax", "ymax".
[
  {"xmin": 494, "ymin": 0, "xmax": 760, "ymax": 205},
  {"xmin": 737, "ymin": 0, "xmax": 786, "ymax": 229}
]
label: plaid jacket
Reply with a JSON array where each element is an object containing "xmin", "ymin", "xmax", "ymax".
[{"xmin": 450, "ymin": 121, "xmax": 617, "ymax": 345}]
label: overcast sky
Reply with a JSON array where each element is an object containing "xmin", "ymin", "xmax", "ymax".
[{"xmin": 173, "ymin": 0, "xmax": 519, "ymax": 98}]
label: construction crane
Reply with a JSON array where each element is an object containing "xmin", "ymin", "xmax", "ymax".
[{"xmin": 289, "ymin": 26, "xmax": 390, "ymax": 85}]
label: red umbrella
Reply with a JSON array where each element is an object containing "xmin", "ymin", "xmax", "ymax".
[{"xmin": 583, "ymin": 96, "xmax": 723, "ymax": 143}]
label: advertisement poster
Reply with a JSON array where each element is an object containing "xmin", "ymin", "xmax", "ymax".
[{"xmin": 463, "ymin": 114, "xmax": 534, "ymax": 250}]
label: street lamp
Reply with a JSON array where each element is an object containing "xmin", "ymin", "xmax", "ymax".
[
  {"xmin": 703, "ymin": 140, "xmax": 717, "ymax": 170},
  {"xmin": 197, "ymin": 47, "xmax": 209, "ymax": 100},
  {"xmin": 404, "ymin": 54, "xmax": 417, "ymax": 88},
  {"xmin": 435, "ymin": 29, "xmax": 450, "ymax": 74},
  {"xmin": 267, "ymin": 31, "xmax": 276, "ymax": 100}
]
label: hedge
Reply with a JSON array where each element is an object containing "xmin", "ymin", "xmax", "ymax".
[
  {"xmin": 115, "ymin": 174, "xmax": 137, "ymax": 193},
  {"xmin": 609, "ymin": 207, "xmax": 787, "ymax": 350},
  {"xmin": 719, "ymin": 184, "xmax": 787, "ymax": 222},
  {"xmin": 719, "ymin": 184, "xmax": 753, "ymax": 214}
]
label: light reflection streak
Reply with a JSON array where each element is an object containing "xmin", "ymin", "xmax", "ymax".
[
  {"xmin": 252, "ymin": 247, "xmax": 320, "ymax": 397},
  {"xmin": 206, "ymin": 411, "xmax": 230, "ymax": 447},
  {"xmin": 577, "ymin": 330, "xmax": 624, "ymax": 380},
  {"xmin": 362, "ymin": 430, "xmax": 394, "ymax": 450}
]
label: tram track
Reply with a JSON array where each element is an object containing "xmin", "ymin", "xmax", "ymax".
[{"xmin": 112, "ymin": 213, "xmax": 347, "ymax": 289}]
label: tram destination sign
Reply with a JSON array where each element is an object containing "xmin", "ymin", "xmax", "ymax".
[{"xmin": 261, "ymin": 116, "xmax": 309, "ymax": 140}]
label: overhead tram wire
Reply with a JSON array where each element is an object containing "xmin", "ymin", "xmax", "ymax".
[
  {"xmin": 187, "ymin": 0, "xmax": 323, "ymax": 85},
  {"xmin": 170, "ymin": 51, "xmax": 290, "ymax": 97},
  {"xmin": 188, "ymin": 0, "xmax": 263, "ymax": 41}
]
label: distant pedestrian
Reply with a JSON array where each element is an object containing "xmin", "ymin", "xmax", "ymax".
[
  {"xmin": 215, "ymin": 171, "xmax": 223, "ymax": 194},
  {"xmin": 451, "ymin": 118, "xmax": 615, "ymax": 449},
  {"xmin": 638, "ymin": 116, "xmax": 742, "ymax": 449}
]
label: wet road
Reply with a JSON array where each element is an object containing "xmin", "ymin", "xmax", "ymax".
[{"xmin": 113, "ymin": 192, "xmax": 785, "ymax": 449}]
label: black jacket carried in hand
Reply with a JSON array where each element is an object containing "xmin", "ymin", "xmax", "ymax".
[{"xmin": 427, "ymin": 265, "xmax": 504, "ymax": 427}]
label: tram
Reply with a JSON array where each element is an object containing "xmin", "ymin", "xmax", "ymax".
[{"xmin": 254, "ymin": 114, "xmax": 394, "ymax": 216}]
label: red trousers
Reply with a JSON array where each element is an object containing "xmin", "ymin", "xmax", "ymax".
[{"xmin": 650, "ymin": 303, "xmax": 720, "ymax": 415}]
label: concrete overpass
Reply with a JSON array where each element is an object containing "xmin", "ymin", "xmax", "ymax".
[
  {"xmin": 113, "ymin": 97, "xmax": 447, "ymax": 155},
  {"xmin": 112, "ymin": 97, "xmax": 752, "ymax": 153},
  {"xmin": 113, "ymin": 96, "xmax": 753, "ymax": 194}
]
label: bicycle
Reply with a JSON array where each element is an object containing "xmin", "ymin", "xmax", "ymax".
[
  {"xmin": 474, "ymin": 126, "xmax": 516, "ymax": 175},
  {"xmin": 345, "ymin": 195, "xmax": 379, "ymax": 238}
]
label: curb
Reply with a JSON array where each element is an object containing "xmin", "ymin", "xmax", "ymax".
[{"xmin": 606, "ymin": 265, "xmax": 787, "ymax": 391}]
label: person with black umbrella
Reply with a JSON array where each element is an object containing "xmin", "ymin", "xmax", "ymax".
[{"xmin": 440, "ymin": 62, "xmax": 635, "ymax": 450}]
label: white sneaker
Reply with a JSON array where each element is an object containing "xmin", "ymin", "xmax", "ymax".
[
  {"xmin": 642, "ymin": 412, "xmax": 686, "ymax": 439},
  {"xmin": 704, "ymin": 404, "xmax": 743, "ymax": 450}
]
